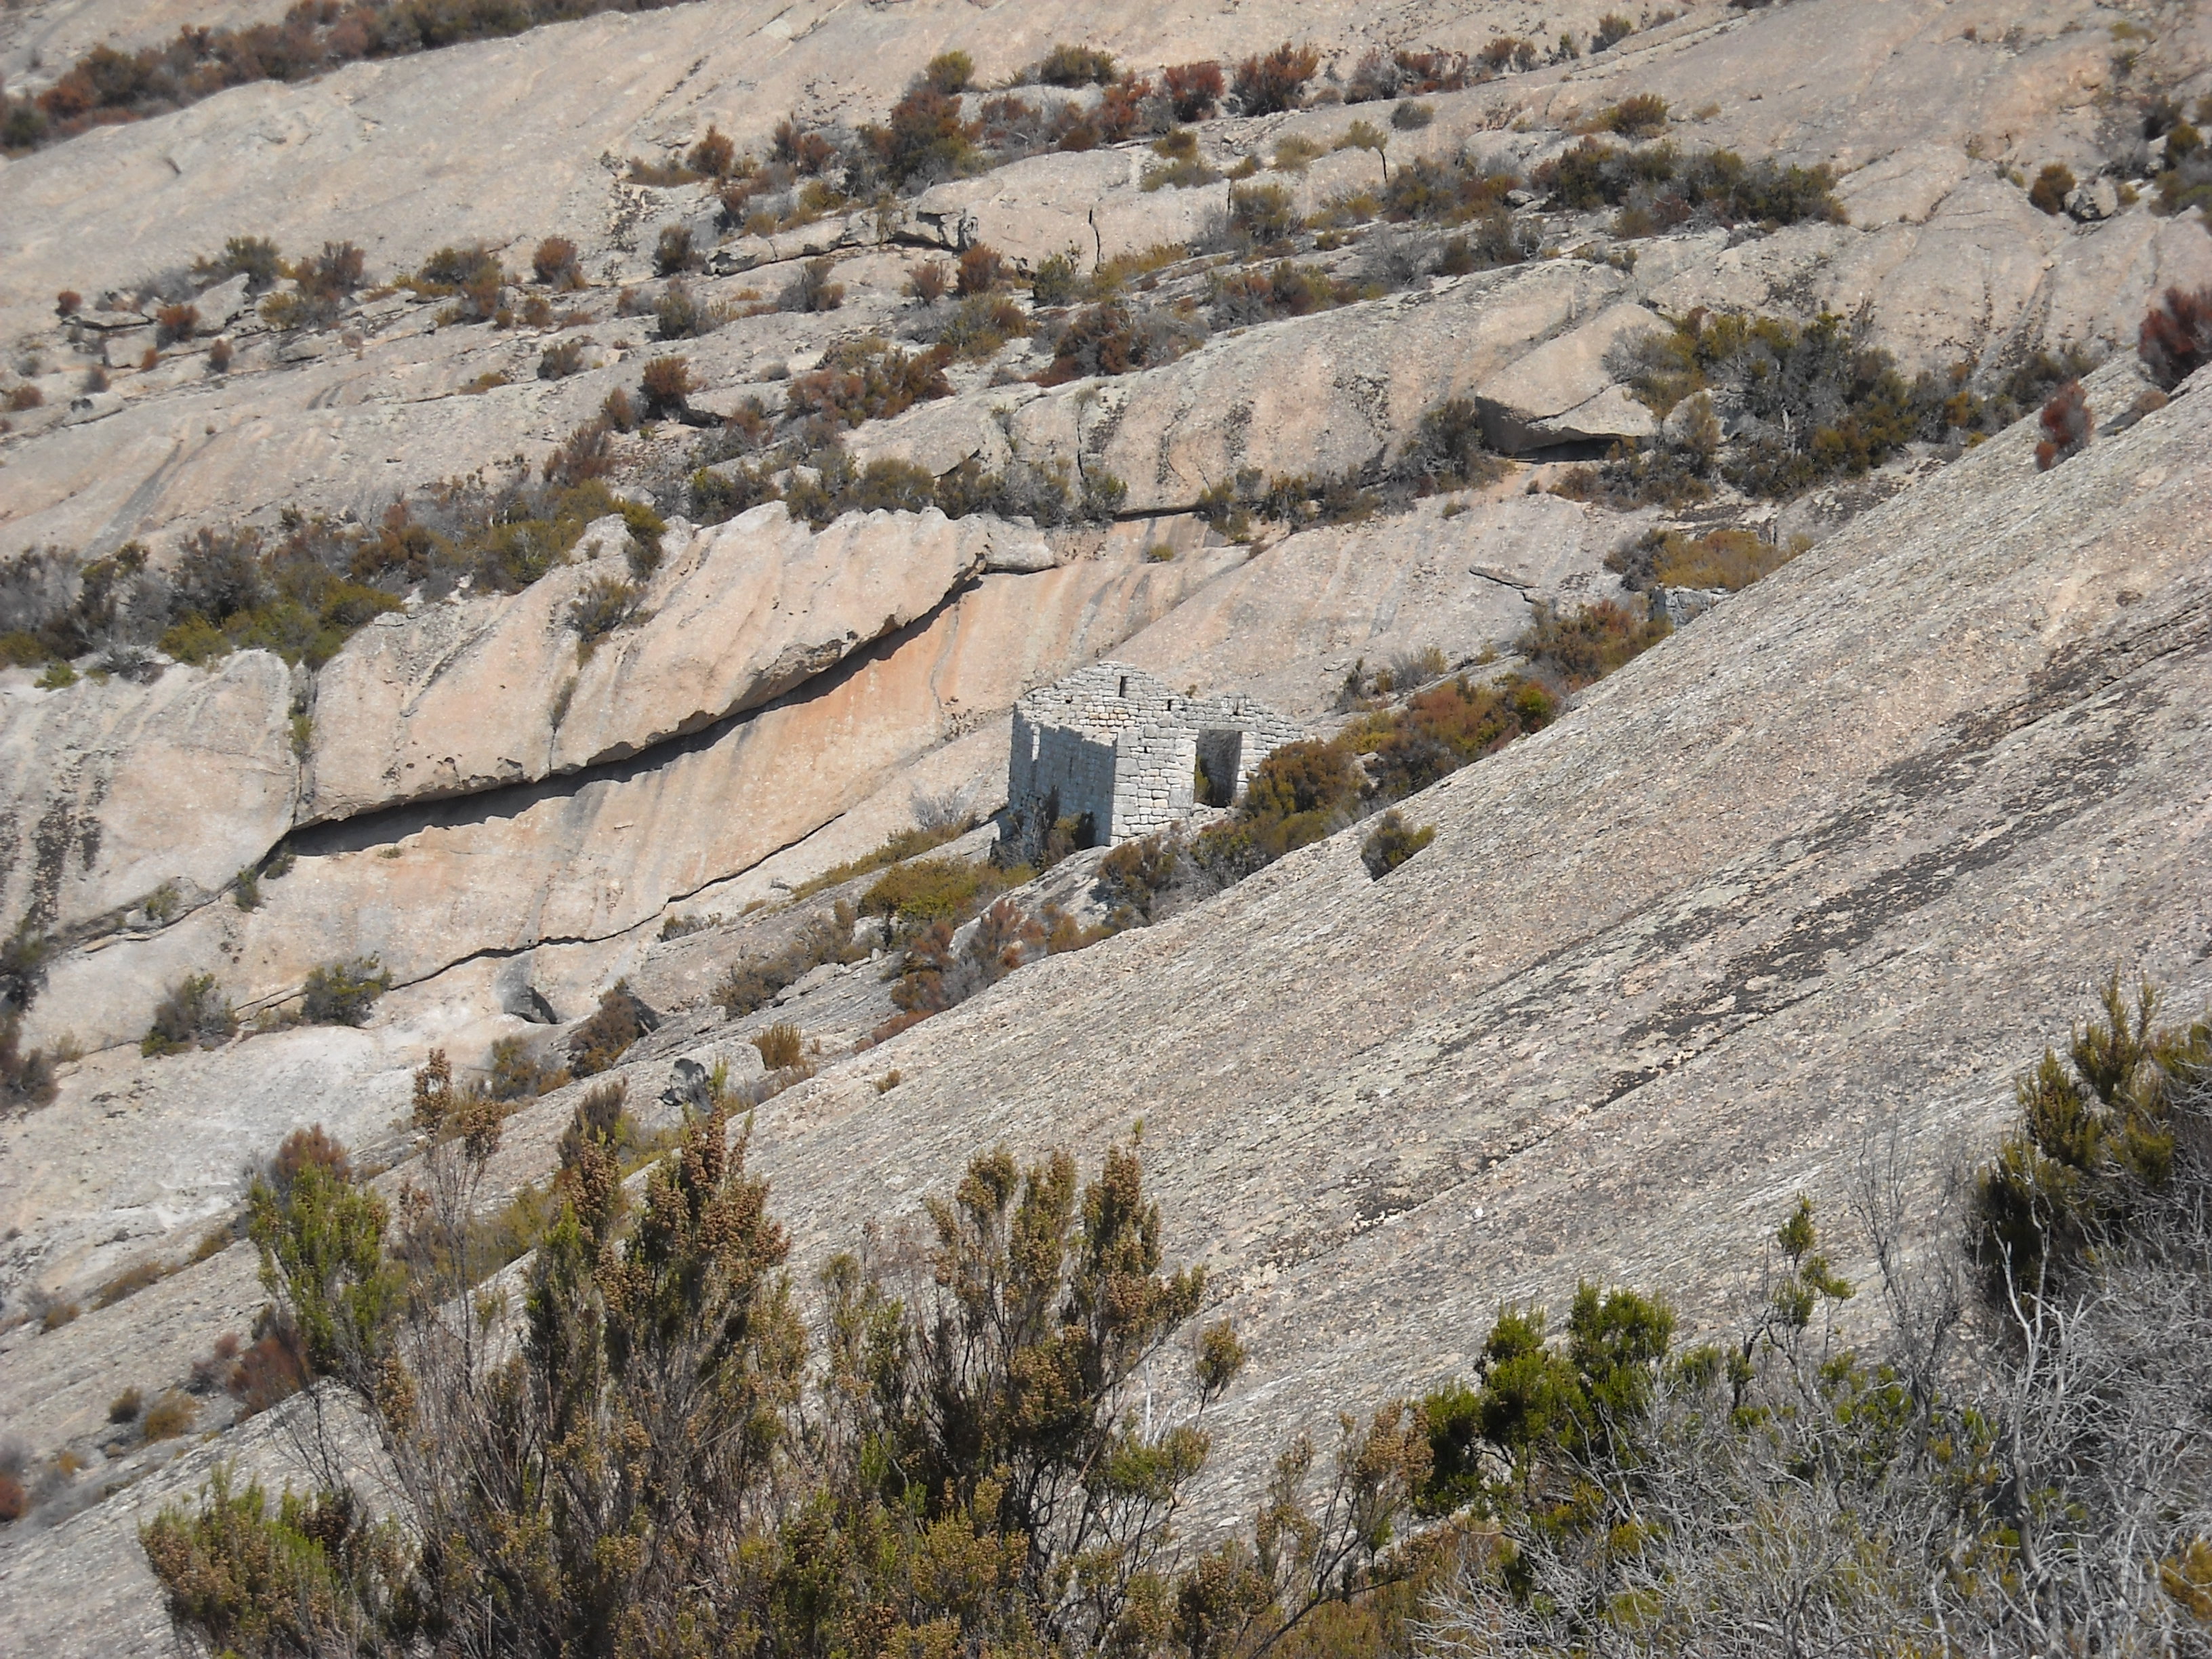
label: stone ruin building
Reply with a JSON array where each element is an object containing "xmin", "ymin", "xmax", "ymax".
[{"xmin": 1006, "ymin": 661, "xmax": 1305, "ymax": 855}]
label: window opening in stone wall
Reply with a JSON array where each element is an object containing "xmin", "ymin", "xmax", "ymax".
[
  {"xmin": 1195, "ymin": 729, "xmax": 1244, "ymax": 808},
  {"xmin": 1118, "ymin": 676, "xmax": 1128, "ymax": 698}
]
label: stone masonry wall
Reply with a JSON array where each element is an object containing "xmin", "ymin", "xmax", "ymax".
[{"xmin": 1008, "ymin": 661, "xmax": 1304, "ymax": 846}]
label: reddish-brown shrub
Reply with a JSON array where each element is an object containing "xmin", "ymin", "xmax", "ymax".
[
  {"xmin": 155, "ymin": 302, "xmax": 197, "ymax": 344},
  {"xmin": 207, "ymin": 337, "xmax": 232, "ymax": 374},
  {"xmin": 0, "ymin": 1473, "xmax": 26, "ymax": 1523},
  {"xmin": 5, "ymin": 384, "xmax": 41, "ymax": 411},
  {"xmin": 54, "ymin": 289, "xmax": 81, "ymax": 316},
  {"xmin": 1233, "ymin": 42, "xmax": 1320, "ymax": 116},
  {"xmin": 1163, "ymin": 60, "xmax": 1225, "ymax": 122},
  {"xmin": 227, "ymin": 1329, "xmax": 306, "ymax": 1415},
  {"xmin": 956, "ymin": 243, "xmax": 1005, "ymax": 295},
  {"xmin": 2137, "ymin": 283, "xmax": 2212, "ymax": 389},
  {"xmin": 687, "ymin": 123, "xmax": 736, "ymax": 178},
  {"xmin": 906, "ymin": 259, "xmax": 952, "ymax": 303},
  {"xmin": 2028, "ymin": 162, "xmax": 2075, "ymax": 216},
  {"xmin": 531, "ymin": 235, "xmax": 581, "ymax": 288},
  {"xmin": 2034, "ymin": 379, "xmax": 2093, "ymax": 470},
  {"xmin": 271, "ymin": 1124, "xmax": 352, "ymax": 1191},
  {"xmin": 638, "ymin": 354, "xmax": 694, "ymax": 417}
]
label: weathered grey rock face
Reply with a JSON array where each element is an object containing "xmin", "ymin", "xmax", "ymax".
[
  {"xmin": 727, "ymin": 352, "xmax": 2212, "ymax": 1517},
  {"xmin": 20, "ymin": 543, "xmax": 1244, "ymax": 1052},
  {"xmin": 1114, "ymin": 491, "xmax": 1631, "ymax": 716},
  {"xmin": 305, "ymin": 505, "xmax": 1043, "ymax": 822},
  {"xmin": 0, "ymin": 651, "xmax": 295, "ymax": 935}
]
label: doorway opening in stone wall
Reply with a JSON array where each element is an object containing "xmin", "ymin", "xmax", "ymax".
[{"xmin": 1195, "ymin": 729, "xmax": 1244, "ymax": 808}]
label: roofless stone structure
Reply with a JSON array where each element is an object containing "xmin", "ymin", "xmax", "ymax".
[{"xmin": 1006, "ymin": 661, "xmax": 1304, "ymax": 854}]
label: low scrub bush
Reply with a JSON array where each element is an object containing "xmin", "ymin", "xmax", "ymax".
[
  {"xmin": 1039, "ymin": 300, "xmax": 1206, "ymax": 382},
  {"xmin": 779, "ymin": 256, "xmax": 845, "ymax": 313},
  {"xmin": 711, "ymin": 901, "xmax": 865, "ymax": 1019},
  {"xmin": 1609, "ymin": 525, "xmax": 1804, "ymax": 592},
  {"xmin": 1032, "ymin": 42, "xmax": 1118, "ymax": 87},
  {"xmin": 861, "ymin": 855, "xmax": 996, "ymax": 935},
  {"xmin": 1233, "ymin": 41, "xmax": 1319, "ymax": 115},
  {"xmin": 142, "ymin": 972, "xmax": 236, "ymax": 1056},
  {"xmin": 299, "ymin": 957, "xmax": 389, "ymax": 1027},
  {"xmin": 140, "ymin": 1391, "xmax": 194, "ymax": 1441},
  {"xmin": 1163, "ymin": 60, "xmax": 1224, "ymax": 121},
  {"xmin": 95, "ymin": 1260, "xmax": 169, "ymax": 1308},
  {"xmin": 567, "ymin": 979, "xmax": 657, "ymax": 1076},
  {"xmin": 1208, "ymin": 260, "xmax": 1361, "ymax": 327},
  {"xmin": 1227, "ymin": 180, "xmax": 1300, "ymax": 247},
  {"xmin": 2035, "ymin": 378, "xmax": 2093, "ymax": 469},
  {"xmin": 1517, "ymin": 597, "xmax": 1671, "ymax": 689},
  {"xmin": 531, "ymin": 235, "xmax": 582, "ymax": 288},
  {"xmin": 110, "ymin": 1385, "xmax": 144, "ymax": 1423},
  {"xmin": 1360, "ymin": 811, "xmax": 1435, "ymax": 878},
  {"xmin": 1, "ymin": 1016, "xmax": 58, "ymax": 1110},
  {"xmin": 1538, "ymin": 138, "xmax": 1845, "ymax": 233},
  {"xmin": 2137, "ymin": 283, "xmax": 2212, "ymax": 388},
  {"xmin": 784, "ymin": 338, "xmax": 951, "ymax": 429},
  {"xmin": 569, "ymin": 573, "xmax": 638, "ymax": 646},
  {"xmin": 752, "ymin": 1020, "xmax": 805, "ymax": 1071},
  {"xmin": 2028, "ymin": 161, "xmax": 2076, "ymax": 215}
]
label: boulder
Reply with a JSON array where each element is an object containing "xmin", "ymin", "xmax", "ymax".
[
  {"xmin": 1471, "ymin": 302, "xmax": 1665, "ymax": 453},
  {"xmin": 0, "ymin": 651, "xmax": 296, "ymax": 937},
  {"xmin": 2066, "ymin": 176, "xmax": 2120, "ymax": 222},
  {"xmin": 304, "ymin": 505, "xmax": 1019, "ymax": 822}
]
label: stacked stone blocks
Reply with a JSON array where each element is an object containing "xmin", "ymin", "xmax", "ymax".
[{"xmin": 1008, "ymin": 661, "xmax": 1303, "ymax": 849}]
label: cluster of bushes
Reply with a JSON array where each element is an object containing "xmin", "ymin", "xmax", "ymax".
[
  {"xmin": 565, "ymin": 979, "xmax": 657, "ymax": 1075},
  {"xmin": 781, "ymin": 336, "xmax": 951, "ymax": 432},
  {"xmin": 689, "ymin": 432, "xmax": 1120, "ymax": 531},
  {"xmin": 1191, "ymin": 395, "xmax": 1508, "ymax": 539},
  {"xmin": 1095, "ymin": 601, "xmax": 1665, "ymax": 922},
  {"xmin": 1606, "ymin": 523, "xmax": 1809, "ymax": 592},
  {"xmin": 144, "ymin": 1078, "xmax": 1448, "ymax": 1659},
  {"xmin": 1572, "ymin": 309, "xmax": 2106, "ymax": 505},
  {"xmin": 0, "ymin": 0, "xmax": 710, "ymax": 152},
  {"xmin": 140, "ymin": 954, "xmax": 390, "ymax": 1057},
  {"xmin": 2145, "ymin": 91, "xmax": 2212, "ymax": 221},
  {"xmin": 3, "ymin": 477, "xmax": 663, "ymax": 678},
  {"xmin": 1536, "ymin": 132, "xmax": 1849, "ymax": 234},
  {"xmin": 1424, "ymin": 977, "xmax": 2212, "ymax": 1653}
]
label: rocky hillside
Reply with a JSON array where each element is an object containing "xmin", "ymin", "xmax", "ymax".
[{"xmin": 1, "ymin": 0, "xmax": 2209, "ymax": 1648}]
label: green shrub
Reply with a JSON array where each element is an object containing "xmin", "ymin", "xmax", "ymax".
[
  {"xmin": 1228, "ymin": 181, "xmax": 1298, "ymax": 245},
  {"xmin": 1360, "ymin": 812, "xmax": 1437, "ymax": 880},
  {"xmin": 1517, "ymin": 598, "xmax": 1670, "ymax": 690},
  {"xmin": 922, "ymin": 51, "xmax": 972, "ymax": 95},
  {"xmin": 2028, "ymin": 161, "xmax": 2075, "ymax": 215},
  {"xmin": 298, "ymin": 958, "xmax": 389, "ymax": 1027},
  {"xmin": 1033, "ymin": 43, "xmax": 1118, "ymax": 87},
  {"xmin": 1, "ymin": 1016, "xmax": 58, "ymax": 1109},
  {"xmin": 143, "ymin": 972, "xmax": 237, "ymax": 1056},
  {"xmin": 1974, "ymin": 974, "xmax": 2209, "ymax": 1298},
  {"xmin": 861, "ymin": 857, "xmax": 989, "ymax": 930}
]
